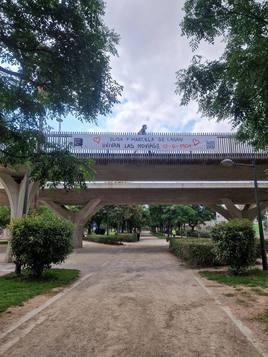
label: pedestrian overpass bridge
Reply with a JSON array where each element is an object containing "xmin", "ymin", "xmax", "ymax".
[{"xmin": 1, "ymin": 131, "xmax": 268, "ymax": 247}]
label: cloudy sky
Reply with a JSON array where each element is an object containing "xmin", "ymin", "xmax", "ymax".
[{"xmin": 55, "ymin": 0, "xmax": 233, "ymax": 133}]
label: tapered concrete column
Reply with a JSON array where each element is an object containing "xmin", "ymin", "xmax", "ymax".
[
  {"xmin": 243, "ymin": 202, "xmax": 268, "ymax": 221},
  {"xmin": 72, "ymin": 225, "xmax": 85, "ymax": 248},
  {"xmin": 221, "ymin": 199, "xmax": 243, "ymax": 219},
  {"xmin": 42, "ymin": 198, "xmax": 103, "ymax": 248},
  {"xmin": 210, "ymin": 199, "xmax": 268, "ymax": 221},
  {"xmin": 0, "ymin": 172, "xmax": 39, "ymax": 262},
  {"xmin": 0, "ymin": 173, "xmax": 39, "ymax": 219},
  {"xmin": 208, "ymin": 204, "xmax": 232, "ymax": 221}
]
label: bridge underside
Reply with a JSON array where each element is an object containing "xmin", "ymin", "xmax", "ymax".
[
  {"xmin": 40, "ymin": 188, "xmax": 268, "ymax": 206},
  {"xmin": 92, "ymin": 161, "xmax": 268, "ymax": 181},
  {"xmin": 1, "ymin": 158, "xmax": 268, "ymax": 249},
  {"xmin": 1, "ymin": 185, "xmax": 268, "ymax": 206},
  {"xmin": 2, "ymin": 160, "xmax": 268, "ymax": 182}
]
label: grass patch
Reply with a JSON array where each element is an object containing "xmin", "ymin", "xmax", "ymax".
[
  {"xmin": 236, "ymin": 298, "xmax": 251, "ymax": 307},
  {"xmin": 153, "ymin": 232, "xmax": 166, "ymax": 239},
  {"xmin": 200, "ymin": 269, "xmax": 268, "ymax": 288},
  {"xmin": 255, "ymin": 310, "xmax": 268, "ymax": 331},
  {"xmin": 251, "ymin": 287, "xmax": 268, "ymax": 296},
  {"xmin": 0, "ymin": 268, "xmax": 79, "ymax": 313}
]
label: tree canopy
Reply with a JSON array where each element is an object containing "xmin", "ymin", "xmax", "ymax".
[
  {"xmin": 149, "ymin": 204, "xmax": 215, "ymax": 233},
  {"xmin": 0, "ymin": 206, "xmax": 10, "ymax": 227},
  {"xmin": 0, "ymin": 0, "xmax": 122, "ymax": 186},
  {"xmin": 89, "ymin": 205, "xmax": 146, "ymax": 234},
  {"xmin": 177, "ymin": 0, "xmax": 268, "ymax": 148}
]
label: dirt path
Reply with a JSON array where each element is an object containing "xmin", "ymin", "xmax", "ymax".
[{"xmin": 0, "ymin": 234, "xmax": 264, "ymax": 356}]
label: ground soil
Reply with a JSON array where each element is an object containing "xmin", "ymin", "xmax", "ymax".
[
  {"xmin": 198, "ymin": 268, "xmax": 268, "ymax": 354},
  {"xmin": 0, "ymin": 234, "xmax": 267, "ymax": 356}
]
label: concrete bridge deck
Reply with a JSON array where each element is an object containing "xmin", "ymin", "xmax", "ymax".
[
  {"xmin": 1, "ymin": 180, "xmax": 268, "ymax": 206},
  {"xmin": 1, "ymin": 132, "xmax": 268, "ymax": 247}
]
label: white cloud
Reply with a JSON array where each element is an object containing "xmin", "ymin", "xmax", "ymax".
[
  {"xmin": 58, "ymin": 0, "xmax": 233, "ymax": 134},
  {"xmin": 192, "ymin": 117, "xmax": 233, "ymax": 133},
  {"xmin": 99, "ymin": 0, "xmax": 232, "ymax": 134}
]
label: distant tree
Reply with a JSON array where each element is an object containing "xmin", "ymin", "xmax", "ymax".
[
  {"xmin": 123, "ymin": 205, "xmax": 145, "ymax": 232},
  {"xmin": 0, "ymin": 0, "xmax": 122, "ymax": 187},
  {"xmin": 0, "ymin": 206, "xmax": 10, "ymax": 227},
  {"xmin": 148, "ymin": 205, "xmax": 166, "ymax": 233},
  {"xmin": 148, "ymin": 204, "xmax": 215, "ymax": 233},
  {"xmin": 187, "ymin": 205, "xmax": 215, "ymax": 231},
  {"xmin": 89, "ymin": 205, "xmax": 145, "ymax": 234},
  {"xmin": 177, "ymin": 0, "xmax": 268, "ymax": 148},
  {"xmin": 141, "ymin": 206, "xmax": 150, "ymax": 228}
]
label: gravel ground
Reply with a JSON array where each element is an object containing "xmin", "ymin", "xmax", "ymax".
[{"xmin": 0, "ymin": 234, "xmax": 263, "ymax": 357}]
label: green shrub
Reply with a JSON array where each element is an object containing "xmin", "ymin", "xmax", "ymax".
[
  {"xmin": 211, "ymin": 219, "xmax": 256, "ymax": 275},
  {"xmin": 95, "ymin": 228, "xmax": 106, "ymax": 235},
  {"xmin": 117, "ymin": 233, "xmax": 138, "ymax": 242},
  {"xmin": 185, "ymin": 230, "xmax": 211, "ymax": 238},
  {"xmin": 169, "ymin": 238, "xmax": 222, "ymax": 267},
  {"xmin": 86, "ymin": 234, "xmax": 120, "ymax": 244},
  {"xmin": 10, "ymin": 214, "xmax": 73, "ymax": 278},
  {"xmin": 86, "ymin": 233, "xmax": 138, "ymax": 244}
]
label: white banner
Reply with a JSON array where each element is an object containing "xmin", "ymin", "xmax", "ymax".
[{"xmin": 65, "ymin": 133, "xmax": 217, "ymax": 152}]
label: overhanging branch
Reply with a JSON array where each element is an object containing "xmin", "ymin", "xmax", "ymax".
[
  {"xmin": 0, "ymin": 65, "xmax": 50, "ymax": 88},
  {"xmin": 0, "ymin": 65, "xmax": 24, "ymax": 79}
]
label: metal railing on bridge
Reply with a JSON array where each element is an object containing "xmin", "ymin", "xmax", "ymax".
[{"xmin": 46, "ymin": 132, "xmax": 268, "ymax": 162}]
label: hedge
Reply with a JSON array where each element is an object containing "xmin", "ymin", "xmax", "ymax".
[
  {"xmin": 211, "ymin": 219, "xmax": 256, "ymax": 275},
  {"xmin": 169, "ymin": 238, "xmax": 222, "ymax": 267},
  {"xmin": 185, "ymin": 230, "xmax": 211, "ymax": 238},
  {"xmin": 86, "ymin": 233, "xmax": 138, "ymax": 244}
]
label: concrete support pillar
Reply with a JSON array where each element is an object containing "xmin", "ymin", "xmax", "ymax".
[
  {"xmin": 209, "ymin": 199, "xmax": 268, "ymax": 221},
  {"xmin": 243, "ymin": 202, "xmax": 268, "ymax": 221},
  {"xmin": 42, "ymin": 198, "xmax": 102, "ymax": 248},
  {"xmin": 221, "ymin": 199, "xmax": 243, "ymax": 219},
  {"xmin": 0, "ymin": 172, "xmax": 39, "ymax": 219},
  {"xmin": 0, "ymin": 172, "xmax": 39, "ymax": 262},
  {"xmin": 72, "ymin": 225, "xmax": 85, "ymax": 249},
  {"xmin": 208, "ymin": 204, "xmax": 232, "ymax": 221}
]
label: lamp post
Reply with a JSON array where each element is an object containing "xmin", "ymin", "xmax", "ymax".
[
  {"xmin": 56, "ymin": 118, "xmax": 63, "ymax": 145},
  {"xmin": 56, "ymin": 117, "xmax": 63, "ymax": 133},
  {"xmin": 221, "ymin": 159, "xmax": 268, "ymax": 270}
]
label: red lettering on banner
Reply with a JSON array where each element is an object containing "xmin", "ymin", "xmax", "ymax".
[
  {"xmin": 180, "ymin": 144, "xmax": 192, "ymax": 149},
  {"xmin": 93, "ymin": 136, "xmax": 101, "ymax": 144}
]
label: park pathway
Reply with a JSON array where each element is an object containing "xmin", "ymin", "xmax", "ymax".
[{"xmin": 0, "ymin": 233, "xmax": 263, "ymax": 357}]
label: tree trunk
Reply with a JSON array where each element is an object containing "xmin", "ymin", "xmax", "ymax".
[{"xmin": 15, "ymin": 262, "xmax": 21, "ymax": 277}]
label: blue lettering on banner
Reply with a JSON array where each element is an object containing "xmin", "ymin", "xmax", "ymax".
[
  {"xmin": 206, "ymin": 141, "xmax": 215, "ymax": 149},
  {"xmin": 74, "ymin": 138, "xmax": 83, "ymax": 146}
]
